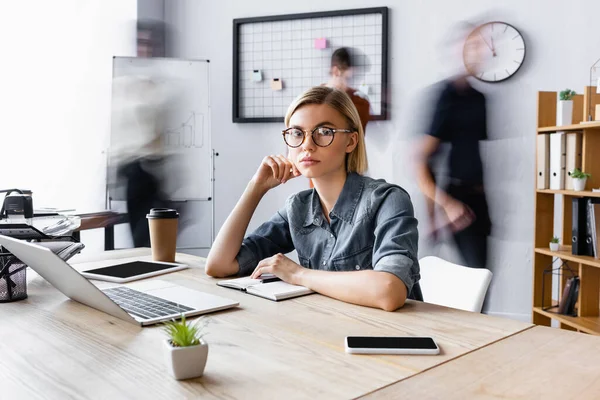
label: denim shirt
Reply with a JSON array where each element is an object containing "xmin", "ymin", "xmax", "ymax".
[{"xmin": 236, "ymin": 172, "xmax": 421, "ymax": 295}]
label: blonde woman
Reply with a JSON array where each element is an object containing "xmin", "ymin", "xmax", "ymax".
[{"xmin": 206, "ymin": 86, "xmax": 420, "ymax": 311}]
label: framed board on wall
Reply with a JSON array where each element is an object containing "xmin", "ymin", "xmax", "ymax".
[{"xmin": 232, "ymin": 7, "xmax": 389, "ymax": 123}]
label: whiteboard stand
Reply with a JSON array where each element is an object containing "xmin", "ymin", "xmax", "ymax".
[
  {"xmin": 170, "ymin": 148, "xmax": 217, "ymax": 251},
  {"xmin": 105, "ymin": 149, "xmax": 218, "ymax": 251},
  {"xmin": 108, "ymin": 56, "xmax": 214, "ymax": 252}
]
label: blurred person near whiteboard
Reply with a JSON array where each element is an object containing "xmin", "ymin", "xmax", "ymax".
[
  {"xmin": 311, "ymin": 48, "xmax": 372, "ymax": 188},
  {"xmin": 326, "ymin": 48, "xmax": 371, "ymax": 134},
  {"xmin": 109, "ymin": 20, "xmax": 171, "ymax": 247}
]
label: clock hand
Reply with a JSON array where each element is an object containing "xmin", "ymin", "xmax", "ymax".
[
  {"xmin": 478, "ymin": 31, "xmax": 494, "ymax": 53},
  {"xmin": 491, "ymin": 37, "xmax": 497, "ymax": 57}
]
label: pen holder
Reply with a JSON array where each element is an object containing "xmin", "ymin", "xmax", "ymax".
[{"xmin": 0, "ymin": 247, "xmax": 28, "ymax": 303}]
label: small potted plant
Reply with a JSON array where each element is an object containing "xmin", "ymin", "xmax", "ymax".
[
  {"xmin": 163, "ymin": 315, "xmax": 209, "ymax": 380},
  {"xmin": 550, "ymin": 236, "xmax": 560, "ymax": 252},
  {"xmin": 557, "ymin": 89, "xmax": 576, "ymax": 126},
  {"xmin": 570, "ymin": 168, "xmax": 591, "ymax": 191}
]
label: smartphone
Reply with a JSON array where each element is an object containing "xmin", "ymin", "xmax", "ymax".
[{"xmin": 344, "ymin": 336, "xmax": 440, "ymax": 355}]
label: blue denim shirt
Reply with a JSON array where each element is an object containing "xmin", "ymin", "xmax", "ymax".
[{"xmin": 236, "ymin": 172, "xmax": 420, "ymax": 294}]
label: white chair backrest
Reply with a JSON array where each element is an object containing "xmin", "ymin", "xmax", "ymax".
[{"xmin": 418, "ymin": 256, "xmax": 492, "ymax": 313}]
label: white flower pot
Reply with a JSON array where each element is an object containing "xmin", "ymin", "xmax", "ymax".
[
  {"xmin": 163, "ymin": 340, "xmax": 208, "ymax": 380},
  {"xmin": 549, "ymin": 242, "xmax": 560, "ymax": 252},
  {"xmin": 557, "ymin": 100, "xmax": 573, "ymax": 126},
  {"xmin": 572, "ymin": 177, "xmax": 587, "ymax": 191}
]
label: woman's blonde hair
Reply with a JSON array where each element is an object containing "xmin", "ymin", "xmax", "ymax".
[{"xmin": 284, "ymin": 86, "xmax": 368, "ymax": 174}]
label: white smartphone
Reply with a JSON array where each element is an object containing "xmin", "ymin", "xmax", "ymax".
[
  {"xmin": 344, "ymin": 336, "xmax": 440, "ymax": 355},
  {"xmin": 80, "ymin": 260, "xmax": 188, "ymax": 283}
]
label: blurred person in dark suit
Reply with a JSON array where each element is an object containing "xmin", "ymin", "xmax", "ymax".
[{"xmin": 414, "ymin": 24, "xmax": 492, "ymax": 269}]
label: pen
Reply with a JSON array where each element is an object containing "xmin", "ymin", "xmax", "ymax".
[{"xmin": 261, "ymin": 277, "xmax": 281, "ymax": 283}]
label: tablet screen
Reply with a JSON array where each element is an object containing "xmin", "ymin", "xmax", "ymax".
[{"xmin": 83, "ymin": 261, "xmax": 179, "ymax": 278}]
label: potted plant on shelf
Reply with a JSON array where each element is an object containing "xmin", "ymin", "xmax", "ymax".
[
  {"xmin": 550, "ymin": 236, "xmax": 560, "ymax": 252},
  {"xmin": 570, "ymin": 168, "xmax": 591, "ymax": 191},
  {"xmin": 557, "ymin": 89, "xmax": 576, "ymax": 126},
  {"xmin": 163, "ymin": 315, "xmax": 209, "ymax": 380}
]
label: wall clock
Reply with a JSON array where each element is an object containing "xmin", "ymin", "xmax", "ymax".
[{"xmin": 464, "ymin": 22, "xmax": 526, "ymax": 83}]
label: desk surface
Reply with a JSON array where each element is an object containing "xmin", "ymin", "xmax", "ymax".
[
  {"xmin": 1, "ymin": 249, "xmax": 532, "ymax": 399},
  {"xmin": 76, "ymin": 211, "xmax": 128, "ymax": 231},
  {"xmin": 363, "ymin": 325, "xmax": 600, "ymax": 400}
]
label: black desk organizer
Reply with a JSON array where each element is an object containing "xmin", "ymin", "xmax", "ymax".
[
  {"xmin": 0, "ymin": 224, "xmax": 82, "ymax": 303},
  {"xmin": 0, "ymin": 246, "xmax": 28, "ymax": 302}
]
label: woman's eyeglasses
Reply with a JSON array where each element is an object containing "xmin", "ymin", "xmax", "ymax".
[{"xmin": 282, "ymin": 126, "xmax": 355, "ymax": 148}]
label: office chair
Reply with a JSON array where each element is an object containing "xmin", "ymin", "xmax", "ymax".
[{"xmin": 418, "ymin": 256, "xmax": 492, "ymax": 313}]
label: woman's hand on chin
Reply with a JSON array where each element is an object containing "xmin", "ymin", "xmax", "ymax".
[{"xmin": 250, "ymin": 154, "xmax": 301, "ymax": 192}]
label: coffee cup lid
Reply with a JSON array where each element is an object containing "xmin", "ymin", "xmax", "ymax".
[{"xmin": 146, "ymin": 208, "xmax": 179, "ymax": 219}]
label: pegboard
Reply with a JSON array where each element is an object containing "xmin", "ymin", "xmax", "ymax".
[{"xmin": 233, "ymin": 7, "xmax": 389, "ymax": 123}]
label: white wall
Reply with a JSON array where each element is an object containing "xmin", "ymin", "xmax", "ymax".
[
  {"xmin": 165, "ymin": 0, "xmax": 600, "ymax": 320},
  {"xmin": 0, "ymin": 1, "xmax": 137, "ymax": 252},
  {"xmin": 138, "ymin": 0, "xmax": 164, "ymax": 21}
]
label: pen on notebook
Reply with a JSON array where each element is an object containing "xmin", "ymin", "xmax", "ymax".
[{"xmin": 260, "ymin": 277, "xmax": 281, "ymax": 283}]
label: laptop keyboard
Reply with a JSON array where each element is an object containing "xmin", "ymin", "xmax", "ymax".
[{"xmin": 103, "ymin": 286, "xmax": 194, "ymax": 320}]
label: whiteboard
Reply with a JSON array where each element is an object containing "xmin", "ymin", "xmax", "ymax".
[
  {"xmin": 233, "ymin": 7, "xmax": 388, "ymax": 123},
  {"xmin": 110, "ymin": 57, "xmax": 211, "ymax": 200}
]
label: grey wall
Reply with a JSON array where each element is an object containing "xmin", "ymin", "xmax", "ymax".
[{"xmin": 165, "ymin": 0, "xmax": 600, "ymax": 320}]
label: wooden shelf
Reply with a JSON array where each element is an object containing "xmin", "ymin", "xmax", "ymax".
[
  {"xmin": 534, "ymin": 247, "xmax": 600, "ymax": 268},
  {"xmin": 534, "ymin": 89, "xmax": 600, "ymax": 335},
  {"xmin": 537, "ymin": 121, "xmax": 600, "ymax": 133},
  {"xmin": 532, "ymin": 306, "xmax": 600, "ymax": 335},
  {"xmin": 536, "ymin": 189, "xmax": 600, "ymax": 198}
]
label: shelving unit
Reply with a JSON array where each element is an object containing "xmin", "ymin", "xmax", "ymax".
[
  {"xmin": 537, "ymin": 121, "xmax": 600, "ymax": 133},
  {"xmin": 533, "ymin": 87, "xmax": 600, "ymax": 334},
  {"xmin": 536, "ymin": 189, "xmax": 600, "ymax": 198}
]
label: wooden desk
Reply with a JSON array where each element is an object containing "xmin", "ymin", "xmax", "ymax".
[
  {"xmin": 72, "ymin": 211, "xmax": 129, "ymax": 251},
  {"xmin": 363, "ymin": 325, "xmax": 600, "ymax": 400},
  {"xmin": 0, "ymin": 249, "xmax": 531, "ymax": 399}
]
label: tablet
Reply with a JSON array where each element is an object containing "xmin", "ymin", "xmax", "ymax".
[{"xmin": 81, "ymin": 260, "xmax": 188, "ymax": 283}]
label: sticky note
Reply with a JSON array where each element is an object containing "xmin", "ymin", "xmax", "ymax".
[
  {"xmin": 270, "ymin": 78, "xmax": 283, "ymax": 91},
  {"xmin": 252, "ymin": 70, "xmax": 262, "ymax": 82},
  {"xmin": 314, "ymin": 38, "xmax": 327, "ymax": 49}
]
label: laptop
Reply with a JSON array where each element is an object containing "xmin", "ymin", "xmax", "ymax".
[{"xmin": 0, "ymin": 235, "xmax": 239, "ymax": 326}]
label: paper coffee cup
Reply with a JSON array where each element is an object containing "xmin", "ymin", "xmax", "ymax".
[{"xmin": 146, "ymin": 208, "xmax": 179, "ymax": 263}]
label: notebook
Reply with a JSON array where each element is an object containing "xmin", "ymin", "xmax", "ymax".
[{"xmin": 217, "ymin": 276, "xmax": 314, "ymax": 301}]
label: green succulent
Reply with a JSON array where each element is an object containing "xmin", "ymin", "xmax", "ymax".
[
  {"xmin": 163, "ymin": 315, "xmax": 208, "ymax": 347},
  {"xmin": 559, "ymin": 89, "xmax": 576, "ymax": 101},
  {"xmin": 571, "ymin": 168, "xmax": 591, "ymax": 179}
]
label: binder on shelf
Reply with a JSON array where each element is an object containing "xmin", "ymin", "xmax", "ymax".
[
  {"xmin": 588, "ymin": 199, "xmax": 600, "ymax": 258},
  {"xmin": 565, "ymin": 277, "xmax": 580, "ymax": 316},
  {"xmin": 536, "ymin": 134, "xmax": 550, "ymax": 189},
  {"xmin": 549, "ymin": 133, "xmax": 566, "ymax": 190},
  {"xmin": 572, "ymin": 198, "xmax": 594, "ymax": 256},
  {"xmin": 564, "ymin": 133, "xmax": 582, "ymax": 190},
  {"xmin": 557, "ymin": 276, "xmax": 575, "ymax": 315}
]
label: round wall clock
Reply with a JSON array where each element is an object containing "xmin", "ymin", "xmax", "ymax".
[{"xmin": 464, "ymin": 22, "xmax": 526, "ymax": 83}]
